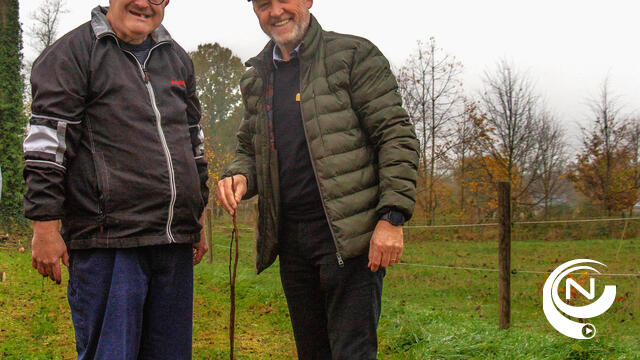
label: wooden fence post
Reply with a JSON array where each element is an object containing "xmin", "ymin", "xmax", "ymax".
[
  {"xmin": 206, "ymin": 207, "xmax": 213, "ymax": 264},
  {"xmin": 498, "ymin": 182, "xmax": 511, "ymax": 329}
]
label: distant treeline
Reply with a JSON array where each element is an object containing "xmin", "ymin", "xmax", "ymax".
[{"xmin": 3, "ymin": 0, "xmax": 638, "ymax": 232}]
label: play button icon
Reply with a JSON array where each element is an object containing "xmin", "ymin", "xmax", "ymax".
[{"xmin": 582, "ymin": 324, "xmax": 596, "ymax": 339}]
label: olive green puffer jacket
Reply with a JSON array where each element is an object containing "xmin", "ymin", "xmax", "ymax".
[{"xmin": 224, "ymin": 15, "xmax": 419, "ymax": 273}]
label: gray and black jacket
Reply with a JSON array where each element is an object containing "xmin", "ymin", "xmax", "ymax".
[{"xmin": 23, "ymin": 6, "xmax": 208, "ymax": 249}]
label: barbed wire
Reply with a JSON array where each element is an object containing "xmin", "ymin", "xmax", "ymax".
[
  {"xmin": 212, "ymin": 226, "xmax": 254, "ymax": 232},
  {"xmin": 213, "ymin": 216, "xmax": 640, "ymax": 232},
  {"xmin": 401, "ymin": 216, "xmax": 640, "ymax": 229},
  {"xmin": 515, "ymin": 217, "xmax": 640, "ymax": 225},
  {"xmin": 396, "ymin": 262, "xmax": 498, "ymax": 272},
  {"xmin": 397, "ymin": 263, "xmax": 639, "ymax": 277},
  {"xmin": 208, "ymin": 243, "xmax": 639, "ymax": 278},
  {"xmin": 404, "ymin": 223, "xmax": 498, "ymax": 229},
  {"xmin": 209, "ymin": 216, "xmax": 639, "ymax": 278},
  {"xmin": 211, "ymin": 243, "xmax": 252, "ymax": 251}
]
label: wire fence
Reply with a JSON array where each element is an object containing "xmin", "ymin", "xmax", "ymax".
[
  {"xmin": 395, "ymin": 262, "xmax": 640, "ymax": 278},
  {"xmin": 204, "ymin": 191, "xmax": 639, "ymax": 329},
  {"xmin": 404, "ymin": 216, "xmax": 640, "ymax": 228},
  {"xmin": 207, "ymin": 215, "xmax": 640, "ymax": 279},
  {"xmin": 213, "ymin": 216, "xmax": 640, "ymax": 231},
  {"xmin": 208, "ymin": 231, "xmax": 640, "ymax": 279}
]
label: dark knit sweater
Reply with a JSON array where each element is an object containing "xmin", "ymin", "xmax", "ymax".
[{"xmin": 273, "ymin": 57, "xmax": 324, "ymax": 221}]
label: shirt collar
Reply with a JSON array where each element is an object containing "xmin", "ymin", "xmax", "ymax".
[{"xmin": 272, "ymin": 43, "xmax": 301, "ymax": 68}]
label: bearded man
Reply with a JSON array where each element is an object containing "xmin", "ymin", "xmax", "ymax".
[{"xmin": 217, "ymin": 0, "xmax": 419, "ymax": 358}]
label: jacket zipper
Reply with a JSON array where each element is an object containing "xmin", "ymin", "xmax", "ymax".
[
  {"xmin": 249, "ymin": 53, "xmax": 345, "ymax": 267},
  {"xmin": 298, "ymin": 63, "xmax": 344, "ymax": 268},
  {"xmin": 117, "ymin": 39, "xmax": 177, "ymax": 243}
]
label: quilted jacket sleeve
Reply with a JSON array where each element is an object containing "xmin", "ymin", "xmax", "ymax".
[{"xmin": 349, "ymin": 41, "xmax": 420, "ymax": 220}]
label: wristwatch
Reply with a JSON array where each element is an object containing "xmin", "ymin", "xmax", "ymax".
[{"xmin": 379, "ymin": 208, "xmax": 405, "ymax": 226}]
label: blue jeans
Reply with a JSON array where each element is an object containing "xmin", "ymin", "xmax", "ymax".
[{"xmin": 67, "ymin": 244, "xmax": 193, "ymax": 360}]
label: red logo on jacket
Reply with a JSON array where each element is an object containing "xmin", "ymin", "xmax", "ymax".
[{"xmin": 171, "ymin": 80, "xmax": 186, "ymax": 86}]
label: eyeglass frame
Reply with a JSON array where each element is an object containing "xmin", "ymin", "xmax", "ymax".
[{"xmin": 147, "ymin": 0, "xmax": 166, "ymax": 5}]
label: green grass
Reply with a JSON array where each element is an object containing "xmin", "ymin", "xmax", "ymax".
[{"xmin": 1, "ymin": 231, "xmax": 638, "ymax": 359}]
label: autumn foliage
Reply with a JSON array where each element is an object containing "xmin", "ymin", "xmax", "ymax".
[
  {"xmin": 569, "ymin": 135, "xmax": 639, "ymax": 215},
  {"xmin": 568, "ymin": 82, "xmax": 640, "ymax": 216}
]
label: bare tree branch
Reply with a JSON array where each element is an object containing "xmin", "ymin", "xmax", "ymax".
[
  {"xmin": 476, "ymin": 59, "xmax": 543, "ymax": 207},
  {"xmin": 397, "ymin": 37, "xmax": 463, "ymax": 224},
  {"xmin": 530, "ymin": 110, "xmax": 569, "ymax": 218},
  {"xmin": 27, "ymin": 0, "xmax": 68, "ymax": 54}
]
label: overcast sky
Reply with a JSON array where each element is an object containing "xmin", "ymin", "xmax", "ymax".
[{"xmin": 19, "ymin": 0, "xmax": 640, "ymax": 151}]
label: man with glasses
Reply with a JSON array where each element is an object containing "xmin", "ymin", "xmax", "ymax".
[{"xmin": 23, "ymin": 0, "xmax": 208, "ymax": 358}]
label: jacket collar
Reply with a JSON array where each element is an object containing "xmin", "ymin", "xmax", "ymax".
[
  {"xmin": 297, "ymin": 14, "xmax": 322, "ymax": 63},
  {"xmin": 90, "ymin": 6, "xmax": 172, "ymax": 43},
  {"xmin": 246, "ymin": 14, "xmax": 322, "ymax": 71}
]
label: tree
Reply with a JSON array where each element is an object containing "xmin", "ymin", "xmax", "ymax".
[
  {"xmin": 397, "ymin": 37, "xmax": 463, "ymax": 224},
  {"xmin": 190, "ymin": 43, "xmax": 246, "ymax": 205},
  {"xmin": 532, "ymin": 111, "xmax": 568, "ymax": 219},
  {"xmin": 452, "ymin": 100, "xmax": 483, "ymax": 216},
  {"xmin": 626, "ymin": 116, "xmax": 640, "ymax": 215},
  {"xmin": 23, "ymin": 0, "xmax": 68, "ymax": 102},
  {"xmin": 569, "ymin": 80, "xmax": 637, "ymax": 215},
  {"xmin": 476, "ymin": 60, "xmax": 542, "ymax": 208},
  {"xmin": 27, "ymin": 0, "xmax": 68, "ymax": 53},
  {"xmin": 0, "ymin": 0, "xmax": 28, "ymax": 229},
  {"xmin": 459, "ymin": 154, "xmax": 522, "ymax": 220}
]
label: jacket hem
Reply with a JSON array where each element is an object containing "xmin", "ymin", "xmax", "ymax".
[{"xmin": 65, "ymin": 233, "xmax": 200, "ymax": 250}]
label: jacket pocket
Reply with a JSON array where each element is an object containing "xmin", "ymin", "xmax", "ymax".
[
  {"xmin": 184, "ymin": 143, "xmax": 205, "ymax": 216},
  {"xmin": 93, "ymin": 151, "xmax": 109, "ymax": 228}
]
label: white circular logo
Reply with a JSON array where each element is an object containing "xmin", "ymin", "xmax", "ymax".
[{"xmin": 542, "ymin": 259, "xmax": 616, "ymax": 339}]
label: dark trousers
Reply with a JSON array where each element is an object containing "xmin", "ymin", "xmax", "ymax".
[
  {"xmin": 279, "ymin": 218, "xmax": 385, "ymax": 360},
  {"xmin": 67, "ymin": 244, "xmax": 194, "ymax": 360}
]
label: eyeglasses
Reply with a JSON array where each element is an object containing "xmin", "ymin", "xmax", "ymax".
[{"xmin": 148, "ymin": 0, "xmax": 166, "ymax": 5}]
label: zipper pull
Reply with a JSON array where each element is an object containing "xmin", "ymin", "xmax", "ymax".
[
  {"xmin": 336, "ymin": 252, "xmax": 344, "ymax": 268},
  {"xmin": 144, "ymin": 69, "xmax": 150, "ymax": 83}
]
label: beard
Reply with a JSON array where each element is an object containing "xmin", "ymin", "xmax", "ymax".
[{"xmin": 267, "ymin": 12, "xmax": 310, "ymax": 50}]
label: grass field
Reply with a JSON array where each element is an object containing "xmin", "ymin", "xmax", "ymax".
[{"xmin": 0, "ymin": 228, "xmax": 639, "ymax": 359}]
